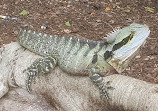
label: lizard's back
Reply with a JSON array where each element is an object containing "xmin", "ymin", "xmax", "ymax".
[{"xmin": 18, "ymin": 30, "xmax": 108, "ymax": 74}]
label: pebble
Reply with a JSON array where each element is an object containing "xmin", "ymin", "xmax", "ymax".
[
  {"xmin": 64, "ymin": 29, "xmax": 71, "ymax": 33},
  {"xmin": 41, "ymin": 26, "xmax": 47, "ymax": 30},
  {"xmin": 135, "ymin": 55, "xmax": 141, "ymax": 59}
]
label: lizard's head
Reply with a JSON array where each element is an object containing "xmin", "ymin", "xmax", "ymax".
[{"xmin": 105, "ymin": 23, "xmax": 150, "ymax": 73}]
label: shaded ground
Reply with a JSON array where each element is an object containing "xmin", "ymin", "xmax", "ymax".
[{"xmin": 0, "ymin": 0, "xmax": 158, "ymax": 83}]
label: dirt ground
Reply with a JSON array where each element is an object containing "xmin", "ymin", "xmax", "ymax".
[{"xmin": 0, "ymin": 0, "xmax": 158, "ymax": 83}]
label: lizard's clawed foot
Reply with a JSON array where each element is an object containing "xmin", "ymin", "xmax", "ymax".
[
  {"xmin": 89, "ymin": 73, "xmax": 114, "ymax": 102},
  {"xmin": 99, "ymin": 81, "xmax": 114, "ymax": 101},
  {"xmin": 24, "ymin": 56, "xmax": 57, "ymax": 93}
]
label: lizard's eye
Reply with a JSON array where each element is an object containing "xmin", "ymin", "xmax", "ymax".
[
  {"xmin": 112, "ymin": 31, "xmax": 135, "ymax": 51},
  {"xmin": 45, "ymin": 51, "xmax": 48, "ymax": 54}
]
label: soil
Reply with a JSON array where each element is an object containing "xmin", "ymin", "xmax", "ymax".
[{"xmin": 0, "ymin": 0, "xmax": 158, "ymax": 83}]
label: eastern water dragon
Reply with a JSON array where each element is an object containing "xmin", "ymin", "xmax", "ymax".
[{"xmin": 17, "ymin": 23, "xmax": 150, "ymax": 100}]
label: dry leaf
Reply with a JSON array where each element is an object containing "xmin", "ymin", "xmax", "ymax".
[
  {"xmin": 90, "ymin": 12, "xmax": 95, "ymax": 16},
  {"xmin": 105, "ymin": 7, "xmax": 111, "ymax": 11}
]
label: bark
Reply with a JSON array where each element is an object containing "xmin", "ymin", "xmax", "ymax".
[{"xmin": 0, "ymin": 42, "xmax": 158, "ymax": 111}]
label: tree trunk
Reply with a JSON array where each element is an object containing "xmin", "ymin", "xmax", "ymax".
[{"xmin": 0, "ymin": 42, "xmax": 157, "ymax": 111}]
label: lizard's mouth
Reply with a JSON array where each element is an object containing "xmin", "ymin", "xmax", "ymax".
[{"xmin": 108, "ymin": 48, "xmax": 140, "ymax": 73}]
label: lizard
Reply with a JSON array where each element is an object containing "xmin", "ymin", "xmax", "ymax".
[{"xmin": 17, "ymin": 23, "xmax": 150, "ymax": 100}]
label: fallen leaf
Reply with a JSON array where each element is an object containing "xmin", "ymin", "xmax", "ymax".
[
  {"xmin": 65, "ymin": 21, "xmax": 71, "ymax": 27},
  {"xmin": 20, "ymin": 10, "xmax": 29, "ymax": 16},
  {"xmin": 0, "ymin": 15, "xmax": 3, "ymax": 18},
  {"xmin": 105, "ymin": 7, "xmax": 111, "ymax": 11},
  {"xmin": 144, "ymin": 7, "xmax": 154, "ymax": 13},
  {"xmin": 124, "ymin": 9, "xmax": 130, "ymax": 13},
  {"xmin": 90, "ymin": 12, "xmax": 95, "ymax": 16}
]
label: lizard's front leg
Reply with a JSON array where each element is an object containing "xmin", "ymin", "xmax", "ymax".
[
  {"xmin": 24, "ymin": 56, "xmax": 57, "ymax": 92},
  {"xmin": 89, "ymin": 68, "xmax": 112, "ymax": 101}
]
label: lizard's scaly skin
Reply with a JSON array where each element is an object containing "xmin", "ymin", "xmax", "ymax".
[
  {"xmin": 17, "ymin": 23, "xmax": 150, "ymax": 100},
  {"xmin": 18, "ymin": 29, "xmax": 114, "ymax": 98},
  {"xmin": 18, "ymin": 30, "xmax": 113, "ymax": 74}
]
